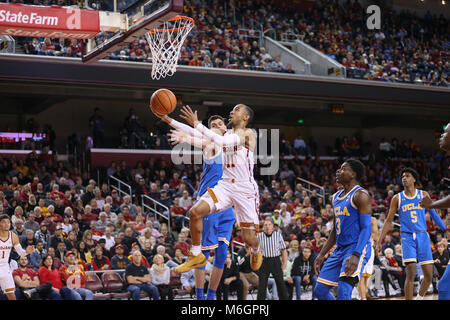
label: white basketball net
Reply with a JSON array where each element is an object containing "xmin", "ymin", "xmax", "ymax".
[{"xmin": 145, "ymin": 16, "xmax": 195, "ymax": 80}]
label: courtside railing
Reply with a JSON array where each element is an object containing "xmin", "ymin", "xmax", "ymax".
[
  {"xmin": 108, "ymin": 175, "xmax": 132, "ymax": 199},
  {"xmin": 296, "ymin": 177, "xmax": 326, "ymax": 201},
  {"xmin": 141, "ymin": 194, "xmax": 171, "ymax": 232}
]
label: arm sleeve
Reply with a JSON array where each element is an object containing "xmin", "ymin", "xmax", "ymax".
[
  {"xmin": 169, "ymin": 119, "xmax": 203, "ymax": 138},
  {"xmin": 14, "ymin": 243, "xmax": 27, "ymax": 257},
  {"xmin": 353, "ymin": 214, "xmax": 372, "ymax": 256},
  {"xmin": 427, "ymin": 209, "xmax": 447, "ymax": 231},
  {"xmin": 195, "ymin": 123, "xmax": 240, "ymax": 147}
]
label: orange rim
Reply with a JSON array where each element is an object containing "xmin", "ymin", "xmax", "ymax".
[{"xmin": 148, "ymin": 15, "xmax": 195, "ymax": 34}]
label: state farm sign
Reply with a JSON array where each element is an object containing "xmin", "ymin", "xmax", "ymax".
[{"xmin": 0, "ymin": 3, "xmax": 99, "ymax": 39}]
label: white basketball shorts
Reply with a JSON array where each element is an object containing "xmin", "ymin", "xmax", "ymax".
[{"xmin": 199, "ymin": 178, "xmax": 260, "ymax": 230}]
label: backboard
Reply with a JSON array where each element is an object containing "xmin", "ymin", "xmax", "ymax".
[{"xmin": 82, "ymin": 0, "xmax": 183, "ymax": 63}]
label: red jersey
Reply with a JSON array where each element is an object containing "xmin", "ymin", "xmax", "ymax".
[
  {"xmin": 12, "ymin": 268, "xmax": 38, "ymax": 283},
  {"xmin": 59, "ymin": 263, "xmax": 87, "ymax": 288}
]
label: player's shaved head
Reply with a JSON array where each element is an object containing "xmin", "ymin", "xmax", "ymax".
[{"xmin": 239, "ymin": 104, "xmax": 254, "ymax": 124}]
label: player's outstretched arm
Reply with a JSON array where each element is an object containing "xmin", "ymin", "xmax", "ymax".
[
  {"xmin": 180, "ymin": 105, "xmax": 242, "ymax": 148},
  {"xmin": 422, "ymin": 191, "xmax": 447, "ymax": 231},
  {"xmin": 420, "ymin": 194, "xmax": 450, "ymax": 210},
  {"xmin": 159, "ymin": 113, "xmax": 203, "ymax": 138},
  {"xmin": 376, "ymin": 194, "xmax": 398, "ymax": 255},
  {"xmin": 168, "ymin": 129, "xmax": 209, "ymax": 149},
  {"xmin": 11, "ymin": 233, "xmax": 33, "ymax": 257}
]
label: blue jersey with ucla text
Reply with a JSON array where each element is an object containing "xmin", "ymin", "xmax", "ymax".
[
  {"xmin": 398, "ymin": 189, "xmax": 427, "ymax": 233},
  {"xmin": 332, "ymin": 185, "xmax": 369, "ymax": 248},
  {"xmin": 197, "ymin": 150, "xmax": 223, "ymax": 198}
]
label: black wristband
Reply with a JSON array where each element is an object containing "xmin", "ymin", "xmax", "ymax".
[{"xmin": 351, "ymin": 251, "xmax": 361, "ymax": 259}]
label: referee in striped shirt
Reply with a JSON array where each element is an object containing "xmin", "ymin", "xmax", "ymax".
[{"xmin": 256, "ymin": 219, "xmax": 288, "ymax": 300}]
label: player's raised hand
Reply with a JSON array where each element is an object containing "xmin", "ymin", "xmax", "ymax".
[
  {"xmin": 26, "ymin": 245, "xmax": 35, "ymax": 255},
  {"xmin": 167, "ymin": 129, "xmax": 187, "ymax": 145},
  {"xmin": 419, "ymin": 194, "xmax": 434, "ymax": 209},
  {"xmin": 179, "ymin": 105, "xmax": 198, "ymax": 127}
]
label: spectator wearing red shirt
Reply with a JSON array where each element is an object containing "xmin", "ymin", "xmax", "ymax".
[
  {"xmin": 111, "ymin": 189, "xmax": 122, "ymax": 206},
  {"xmin": 81, "ymin": 205, "xmax": 98, "ymax": 225},
  {"xmin": 173, "ymin": 232, "xmax": 190, "ymax": 257},
  {"xmin": 170, "ymin": 198, "xmax": 187, "ymax": 231},
  {"xmin": 189, "ymin": 53, "xmax": 202, "ymax": 66},
  {"xmin": 59, "ymin": 251, "xmax": 93, "ymax": 300},
  {"xmin": 133, "ymin": 214, "xmax": 147, "ymax": 233},
  {"xmin": 89, "ymin": 220, "xmax": 104, "ymax": 238},
  {"xmin": 384, "ymin": 190, "xmax": 394, "ymax": 208},
  {"xmin": 310, "ymin": 231, "xmax": 322, "ymax": 254},
  {"xmin": 13, "ymin": 255, "xmax": 61, "ymax": 300},
  {"xmin": 128, "ymin": 243, "xmax": 150, "ymax": 268},
  {"xmin": 51, "ymin": 184, "xmax": 65, "ymax": 200},
  {"xmin": 38, "ymin": 254, "xmax": 77, "ymax": 300},
  {"xmin": 47, "ymin": 205, "xmax": 63, "ymax": 224},
  {"xmin": 169, "ymin": 172, "xmax": 182, "ymax": 189},
  {"xmin": 121, "ymin": 205, "xmax": 134, "ymax": 222},
  {"xmin": 91, "ymin": 246, "xmax": 111, "ymax": 271},
  {"xmin": 30, "ymin": 176, "xmax": 39, "ymax": 194}
]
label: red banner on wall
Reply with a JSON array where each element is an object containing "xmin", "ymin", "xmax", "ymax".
[{"xmin": 0, "ymin": 3, "xmax": 99, "ymax": 39}]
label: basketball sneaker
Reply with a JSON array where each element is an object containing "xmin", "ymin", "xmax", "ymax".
[
  {"xmin": 250, "ymin": 250, "xmax": 262, "ymax": 271},
  {"xmin": 175, "ymin": 251, "xmax": 207, "ymax": 273}
]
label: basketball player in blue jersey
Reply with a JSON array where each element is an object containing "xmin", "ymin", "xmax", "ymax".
[
  {"xmin": 376, "ymin": 167, "xmax": 447, "ymax": 300},
  {"xmin": 161, "ymin": 114, "xmax": 235, "ymax": 300},
  {"xmin": 419, "ymin": 122, "xmax": 450, "ymax": 300},
  {"xmin": 313, "ymin": 159, "xmax": 373, "ymax": 300}
]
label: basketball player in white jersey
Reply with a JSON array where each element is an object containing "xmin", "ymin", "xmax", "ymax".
[
  {"xmin": 357, "ymin": 216, "xmax": 379, "ymax": 299},
  {"xmin": 166, "ymin": 104, "xmax": 263, "ymax": 274},
  {"xmin": 0, "ymin": 214, "xmax": 34, "ymax": 300}
]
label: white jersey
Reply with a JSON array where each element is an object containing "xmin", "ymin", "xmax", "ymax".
[
  {"xmin": 221, "ymin": 130, "xmax": 256, "ymax": 184},
  {"xmin": 0, "ymin": 232, "xmax": 12, "ymax": 267}
]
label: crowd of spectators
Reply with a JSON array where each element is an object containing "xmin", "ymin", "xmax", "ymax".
[
  {"xmin": 0, "ymin": 131, "xmax": 448, "ymax": 299},
  {"xmin": 8, "ymin": 0, "xmax": 449, "ymax": 85},
  {"xmin": 234, "ymin": 0, "xmax": 449, "ymax": 86}
]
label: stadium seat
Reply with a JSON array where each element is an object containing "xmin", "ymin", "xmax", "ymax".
[
  {"xmin": 85, "ymin": 273, "xmax": 112, "ymax": 299},
  {"xmin": 169, "ymin": 270, "xmax": 191, "ymax": 298},
  {"xmin": 101, "ymin": 272, "xmax": 130, "ymax": 299}
]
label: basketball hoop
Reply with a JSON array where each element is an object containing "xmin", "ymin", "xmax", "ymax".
[{"xmin": 145, "ymin": 15, "xmax": 195, "ymax": 80}]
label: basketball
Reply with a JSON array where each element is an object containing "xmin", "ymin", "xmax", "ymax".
[{"xmin": 150, "ymin": 88, "xmax": 177, "ymax": 117}]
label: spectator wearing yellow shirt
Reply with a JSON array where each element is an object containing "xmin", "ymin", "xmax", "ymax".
[
  {"xmin": 38, "ymin": 198, "xmax": 49, "ymax": 217},
  {"xmin": 16, "ymin": 160, "xmax": 29, "ymax": 176}
]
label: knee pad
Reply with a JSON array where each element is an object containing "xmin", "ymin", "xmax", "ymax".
[
  {"xmin": 196, "ymin": 249, "xmax": 211, "ymax": 270},
  {"xmin": 314, "ymin": 282, "xmax": 334, "ymax": 300},
  {"xmin": 337, "ymin": 280, "xmax": 353, "ymax": 300},
  {"xmin": 213, "ymin": 242, "xmax": 228, "ymax": 269}
]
